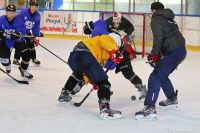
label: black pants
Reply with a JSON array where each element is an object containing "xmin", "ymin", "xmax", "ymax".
[
  {"xmin": 14, "ymin": 38, "xmax": 36, "ymax": 60},
  {"xmin": 115, "ymin": 51, "xmax": 143, "ymax": 88},
  {"xmin": 0, "ymin": 40, "xmax": 30, "ymax": 70}
]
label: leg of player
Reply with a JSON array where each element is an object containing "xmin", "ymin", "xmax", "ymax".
[
  {"xmin": 58, "ymin": 73, "xmax": 85, "ymax": 102},
  {"xmin": 0, "ymin": 41, "xmax": 11, "ymax": 73},
  {"xmin": 97, "ymin": 79, "xmax": 122, "ymax": 119},
  {"xmin": 15, "ymin": 42, "xmax": 33, "ymax": 80},
  {"xmin": 117, "ymin": 52, "xmax": 147, "ymax": 100},
  {"xmin": 13, "ymin": 43, "xmax": 21, "ymax": 65},
  {"xmin": 27, "ymin": 38, "xmax": 41, "ymax": 65}
]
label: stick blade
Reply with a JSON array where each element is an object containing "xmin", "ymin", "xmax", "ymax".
[
  {"xmin": 74, "ymin": 102, "xmax": 81, "ymax": 107},
  {"xmin": 17, "ymin": 80, "xmax": 29, "ymax": 84}
]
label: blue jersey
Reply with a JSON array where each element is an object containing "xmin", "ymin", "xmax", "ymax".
[
  {"xmin": 0, "ymin": 15, "xmax": 26, "ymax": 48},
  {"xmin": 18, "ymin": 8, "xmax": 40, "ymax": 36}
]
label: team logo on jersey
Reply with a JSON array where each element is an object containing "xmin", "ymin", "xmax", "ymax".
[
  {"xmin": 25, "ymin": 21, "xmax": 35, "ymax": 29},
  {"xmin": 4, "ymin": 29, "xmax": 15, "ymax": 39}
]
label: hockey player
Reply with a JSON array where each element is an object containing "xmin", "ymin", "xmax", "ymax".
[
  {"xmin": 106, "ymin": 12, "xmax": 136, "ymax": 59},
  {"xmin": 83, "ymin": 17, "xmax": 147, "ymax": 101},
  {"xmin": 58, "ymin": 33, "xmax": 123, "ymax": 119},
  {"xmin": 13, "ymin": 0, "xmax": 41, "ymax": 66},
  {"xmin": 135, "ymin": 2, "xmax": 187, "ymax": 120},
  {"xmin": 0, "ymin": 5, "xmax": 33, "ymax": 79}
]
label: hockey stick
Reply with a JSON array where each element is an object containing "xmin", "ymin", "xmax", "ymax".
[
  {"xmin": 23, "ymin": 35, "xmax": 68, "ymax": 64},
  {"xmin": 72, "ymin": 44, "xmax": 130, "ymax": 107},
  {"xmin": 17, "ymin": 34, "xmax": 68, "ymax": 65},
  {"xmin": 72, "ymin": 66, "xmax": 111, "ymax": 107},
  {"xmin": 0, "ymin": 68, "xmax": 29, "ymax": 84},
  {"xmin": 38, "ymin": 43, "xmax": 68, "ymax": 65}
]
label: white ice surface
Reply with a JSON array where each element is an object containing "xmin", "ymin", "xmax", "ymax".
[{"xmin": 0, "ymin": 38, "xmax": 200, "ymax": 133}]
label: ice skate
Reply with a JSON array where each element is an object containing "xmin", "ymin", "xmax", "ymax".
[
  {"xmin": 13, "ymin": 59, "xmax": 20, "ymax": 66},
  {"xmin": 159, "ymin": 97, "xmax": 178, "ymax": 109},
  {"xmin": 5, "ymin": 64, "xmax": 11, "ymax": 73},
  {"xmin": 32, "ymin": 59, "xmax": 41, "ymax": 65},
  {"xmin": 135, "ymin": 105, "xmax": 157, "ymax": 120},
  {"xmin": 159, "ymin": 90, "xmax": 178, "ymax": 109},
  {"xmin": 19, "ymin": 66, "xmax": 33, "ymax": 80},
  {"xmin": 58, "ymin": 88, "xmax": 72, "ymax": 102},
  {"xmin": 99, "ymin": 99, "xmax": 122, "ymax": 120}
]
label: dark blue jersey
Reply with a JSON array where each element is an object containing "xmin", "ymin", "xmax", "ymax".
[
  {"xmin": 18, "ymin": 8, "xmax": 40, "ymax": 36},
  {"xmin": 0, "ymin": 15, "xmax": 26, "ymax": 48}
]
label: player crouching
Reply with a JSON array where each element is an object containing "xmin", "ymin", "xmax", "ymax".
[{"xmin": 58, "ymin": 33, "xmax": 124, "ymax": 119}]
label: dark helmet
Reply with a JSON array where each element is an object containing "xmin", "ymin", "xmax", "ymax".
[
  {"xmin": 6, "ymin": 5, "xmax": 16, "ymax": 12},
  {"xmin": 29, "ymin": 0, "xmax": 39, "ymax": 7}
]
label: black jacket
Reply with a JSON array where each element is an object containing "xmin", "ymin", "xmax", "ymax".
[
  {"xmin": 151, "ymin": 9, "xmax": 185, "ymax": 55},
  {"xmin": 105, "ymin": 16, "xmax": 134, "ymax": 35}
]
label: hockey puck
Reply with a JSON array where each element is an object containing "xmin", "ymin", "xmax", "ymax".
[{"xmin": 131, "ymin": 95, "xmax": 136, "ymax": 101}]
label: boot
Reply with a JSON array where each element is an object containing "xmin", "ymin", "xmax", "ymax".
[
  {"xmin": 5, "ymin": 64, "xmax": 11, "ymax": 73},
  {"xmin": 19, "ymin": 66, "xmax": 33, "ymax": 79},
  {"xmin": 159, "ymin": 90, "xmax": 178, "ymax": 107},
  {"xmin": 135, "ymin": 105, "xmax": 157, "ymax": 120},
  {"xmin": 32, "ymin": 59, "xmax": 41, "ymax": 65},
  {"xmin": 58, "ymin": 88, "xmax": 72, "ymax": 102},
  {"xmin": 99, "ymin": 98, "xmax": 122, "ymax": 120}
]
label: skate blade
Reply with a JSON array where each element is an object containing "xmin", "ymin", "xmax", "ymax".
[
  {"xmin": 23, "ymin": 76, "xmax": 34, "ymax": 81},
  {"xmin": 100, "ymin": 113, "xmax": 123, "ymax": 120},
  {"xmin": 135, "ymin": 114, "xmax": 157, "ymax": 121},
  {"xmin": 158, "ymin": 104, "xmax": 178, "ymax": 110}
]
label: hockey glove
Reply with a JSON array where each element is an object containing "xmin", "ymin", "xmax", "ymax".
[
  {"xmin": 109, "ymin": 50, "xmax": 123, "ymax": 64},
  {"xmin": 32, "ymin": 37, "xmax": 40, "ymax": 46},
  {"xmin": 147, "ymin": 54, "xmax": 161, "ymax": 68},
  {"xmin": 11, "ymin": 31, "xmax": 21, "ymax": 40},
  {"xmin": 83, "ymin": 21, "xmax": 94, "ymax": 35}
]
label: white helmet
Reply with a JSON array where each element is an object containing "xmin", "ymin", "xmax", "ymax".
[
  {"xmin": 109, "ymin": 33, "xmax": 122, "ymax": 48},
  {"xmin": 112, "ymin": 12, "xmax": 122, "ymax": 28}
]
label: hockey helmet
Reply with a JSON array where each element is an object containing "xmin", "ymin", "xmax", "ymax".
[
  {"xmin": 29, "ymin": 0, "xmax": 39, "ymax": 7},
  {"xmin": 112, "ymin": 12, "xmax": 122, "ymax": 28},
  {"xmin": 109, "ymin": 33, "xmax": 122, "ymax": 48},
  {"xmin": 6, "ymin": 5, "xmax": 16, "ymax": 12}
]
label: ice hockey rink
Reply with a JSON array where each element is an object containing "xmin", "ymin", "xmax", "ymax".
[{"xmin": 0, "ymin": 38, "xmax": 200, "ymax": 133}]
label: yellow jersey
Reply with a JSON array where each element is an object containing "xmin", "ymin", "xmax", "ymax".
[{"xmin": 82, "ymin": 35, "xmax": 118, "ymax": 66}]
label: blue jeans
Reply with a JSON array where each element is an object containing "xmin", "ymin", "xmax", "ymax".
[
  {"xmin": 144, "ymin": 47, "xmax": 187, "ymax": 106},
  {"xmin": 68, "ymin": 51, "xmax": 108, "ymax": 84}
]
